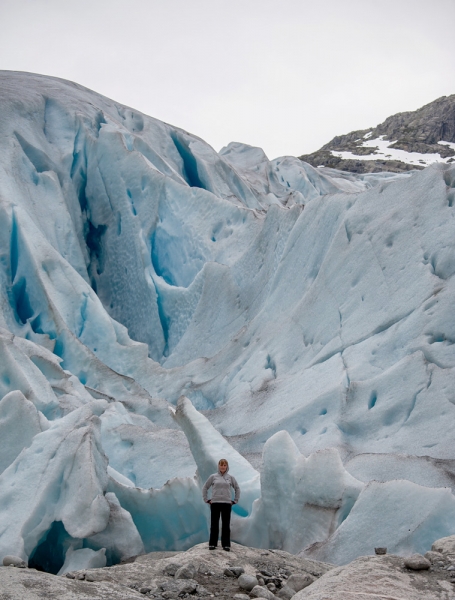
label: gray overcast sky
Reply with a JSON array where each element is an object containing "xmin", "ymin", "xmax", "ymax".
[{"xmin": 1, "ymin": 0, "xmax": 454, "ymax": 159}]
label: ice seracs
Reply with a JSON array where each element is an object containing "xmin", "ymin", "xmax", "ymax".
[{"xmin": 0, "ymin": 71, "xmax": 455, "ymax": 571}]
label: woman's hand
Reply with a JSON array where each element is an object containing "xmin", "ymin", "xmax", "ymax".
[{"xmin": 206, "ymin": 500, "xmax": 212, "ymax": 504}]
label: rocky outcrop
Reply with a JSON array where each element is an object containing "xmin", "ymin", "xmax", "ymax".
[
  {"xmin": 300, "ymin": 94, "xmax": 455, "ymax": 173},
  {"xmin": 3, "ymin": 537, "xmax": 455, "ymax": 600},
  {"xmin": 0, "ymin": 542, "xmax": 331, "ymax": 600},
  {"xmin": 295, "ymin": 536, "xmax": 455, "ymax": 600}
]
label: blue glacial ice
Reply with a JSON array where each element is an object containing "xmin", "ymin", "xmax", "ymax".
[{"xmin": 0, "ymin": 71, "xmax": 455, "ymax": 570}]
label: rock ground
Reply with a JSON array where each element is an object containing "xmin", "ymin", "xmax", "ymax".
[
  {"xmin": 2, "ymin": 537, "xmax": 455, "ymax": 600},
  {"xmin": 0, "ymin": 543, "xmax": 331, "ymax": 600}
]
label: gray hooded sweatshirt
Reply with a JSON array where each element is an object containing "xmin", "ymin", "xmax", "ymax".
[{"xmin": 202, "ymin": 465, "xmax": 240, "ymax": 504}]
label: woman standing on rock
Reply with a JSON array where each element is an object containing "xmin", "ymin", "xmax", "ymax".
[{"xmin": 202, "ymin": 458, "xmax": 240, "ymax": 551}]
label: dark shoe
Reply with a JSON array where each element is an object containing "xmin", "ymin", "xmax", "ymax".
[
  {"xmin": 209, "ymin": 545, "xmax": 216, "ymax": 550},
  {"xmin": 223, "ymin": 547, "xmax": 231, "ymax": 552}
]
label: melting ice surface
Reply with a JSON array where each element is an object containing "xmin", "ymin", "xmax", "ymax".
[{"xmin": 0, "ymin": 72, "xmax": 455, "ymax": 572}]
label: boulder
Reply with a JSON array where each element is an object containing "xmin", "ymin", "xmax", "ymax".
[
  {"xmin": 164, "ymin": 563, "xmax": 183, "ymax": 576},
  {"xmin": 238, "ymin": 574, "xmax": 259, "ymax": 591},
  {"xmin": 2, "ymin": 555, "xmax": 26, "ymax": 568},
  {"xmin": 403, "ymin": 554, "xmax": 431, "ymax": 571},
  {"xmin": 175, "ymin": 563, "xmax": 197, "ymax": 579}
]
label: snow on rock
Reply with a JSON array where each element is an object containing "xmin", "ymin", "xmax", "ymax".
[
  {"xmin": 0, "ymin": 71, "xmax": 455, "ymax": 569},
  {"xmin": 331, "ymin": 135, "xmax": 455, "ymax": 167}
]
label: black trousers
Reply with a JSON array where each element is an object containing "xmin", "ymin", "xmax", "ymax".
[{"xmin": 209, "ymin": 502, "xmax": 232, "ymax": 547}]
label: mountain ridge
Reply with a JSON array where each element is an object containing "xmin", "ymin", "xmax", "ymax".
[{"xmin": 299, "ymin": 94, "xmax": 455, "ymax": 173}]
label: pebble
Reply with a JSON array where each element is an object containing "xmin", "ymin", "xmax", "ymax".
[
  {"xmin": 267, "ymin": 583, "xmax": 276, "ymax": 592},
  {"xmin": 197, "ymin": 585, "xmax": 211, "ymax": 596},
  {"xmin": 224, "ymin": 568, "xmax": 237, "ymax": 577},
  {"xmin": 233, "ymin": 595, "xmax": 250, "ymax": 600},
  {"xmin": 140, "ymin": 587, "xmax": 152, "ymax": 594},
  {"xmin": 404, "ymin": 554, "xmax": 431, "ymax": 571},
  {"xmin": 66, "ymin": 572, "xmax": 76, "ymax": 579},
  {"xmin": 249, "ymin": 585, "xmax": 276, "ymax": 600},
  {"xmin": 85, "ymin": 574, "xmax": 95, "ymax": 582},
  {"xmin": 229, "ymin": 567, "xmax": 245, "ymax": 577},
  {"xmin": 257, "ymin": 578, "xmax": 265, "ymax": 586}
]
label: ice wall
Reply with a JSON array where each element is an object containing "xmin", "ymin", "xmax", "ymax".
[{"xmin": 0, "ymin": 71, "xmax": 455, "ymax": 570}]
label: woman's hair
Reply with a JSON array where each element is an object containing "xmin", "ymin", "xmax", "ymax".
[{"xmin": 218, "ymin": 458, "xmax": 229, "ymax": 467}]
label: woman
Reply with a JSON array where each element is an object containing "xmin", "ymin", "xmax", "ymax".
[{"xmin": 202, "ymin": 458, "xmax": 240, "ymax": 551}]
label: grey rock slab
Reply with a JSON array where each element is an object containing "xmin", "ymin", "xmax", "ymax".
[
  {"xmin": 0, "ymin": 566, "xmax": 145, "ymax": 599},
  {"xmin": 292, "ymin": 555, "xmax": 451, "ymax": 600},
  {"xmin": 249, "ymin": 585, "xmax": 276, "ymax": 600},
  {"xmin": 285, "ymin": 574, "xmax": 315, "ymax": 592},
  {"xmin": 404, "ymin": 554, "xmax": 431, "ymax": 570},
  {"xmin": 238, "ymin": 574, "xmax": 259, "ymax": 591}
]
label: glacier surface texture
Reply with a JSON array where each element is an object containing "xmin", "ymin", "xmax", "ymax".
[{"xmin": 0, "ymin": 71, "xmax": 455, "ymax": 571}]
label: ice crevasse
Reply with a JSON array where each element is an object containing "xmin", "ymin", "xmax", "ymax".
[{"xmin": 0, "ymin": 71, "xmax": 455, "ymax": 572}]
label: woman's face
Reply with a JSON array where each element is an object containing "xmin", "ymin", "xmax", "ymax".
[{"xmin": 219, "ymin": 462, "xmax": 227, "ymax": 474}]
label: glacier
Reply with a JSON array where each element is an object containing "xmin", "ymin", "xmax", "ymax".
[{"xmin": 0, "ymin": 71, "xmax": 455, "ymax": 572}]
